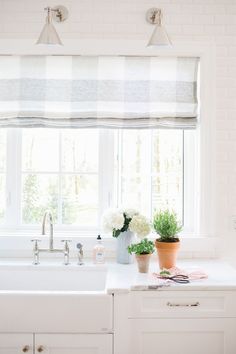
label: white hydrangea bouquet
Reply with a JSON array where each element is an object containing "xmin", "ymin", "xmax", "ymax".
[{"xmin": 102, "ymin": 208, "xmax": 150, "ymax": 239}]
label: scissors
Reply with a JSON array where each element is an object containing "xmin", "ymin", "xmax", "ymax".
[{"xmin": 158, "ymin": 274, "xmax": 190, "ymax": 284}]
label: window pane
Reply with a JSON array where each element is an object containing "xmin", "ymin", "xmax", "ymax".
[
  {"xmin": 22, "ymin": 129, "xmax": 59, "ymax": 172},
  {"xmin": 62, "ymin": 175, "xmax": 98, "ymax": 226},
  {"xmin": 22, "ymin": 174, "xmax": 58, "ymax": 224},
  {"xmin": 119, "ymin": 130, "xmax": 150, "ymax": 211},
  {"xmin": 21, "ymin": 128, "xmax": 99, "ymax": 227},
  {"xmin": 152, "ymin": 130, "xmax": 183, "ymax": 220},
  {"xmin": 120, "ymin": 176, "xmax": 149, "ymax": 212},
  {"xmin": 152, "ymin": 176, "xmax": 183, "ymax": 218},
  {"xmin": 117, "ymin": 129, "xmax": 184, "ymax": 222},
  {"xmin": 61, "ymin": 130, "xmax": 98, "ymax": 173},
  {"xmin": 121, "ymin": 130, "xmax": 149, "ymax": 175}
]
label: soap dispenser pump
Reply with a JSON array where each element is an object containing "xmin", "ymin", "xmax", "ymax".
[{"xmin": 93, "ymin": 235, "xmax": 105, "ymax": 264}]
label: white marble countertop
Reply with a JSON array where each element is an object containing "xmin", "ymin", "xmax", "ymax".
[{"xmin": 106, "ymin": 259, "xmax": 236, "ymax": 293}]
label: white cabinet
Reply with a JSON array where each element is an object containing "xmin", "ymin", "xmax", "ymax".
[
  {"xmin": 0, "ymin": 333, "xmax": 112, "ymax": 354},
  {"xmin": 114, "ymin": 291, "xmax": 236, "ymax": 354},
  {"xmin": 35, "ymin": 334, "xmax": 113, "ymax": 354},
  {"xmin": 0, "ymin": 294, "xmax": 113, "ymax": 333},
  {"xmin": 128, "ymin": 290, "xmax": 236, "ymax": 318},
  {"xmin": 129, "ymin": 318, "xmax": 236, "ymax": 354},
  {"xmin": 0, "ymin": 334, "xmax": 33, "ymax": 354}
]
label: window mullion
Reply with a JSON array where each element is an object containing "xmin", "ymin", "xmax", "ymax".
[
  {"xmin": 143, "ymin": 130, "xmax": 152, "ymax": 218},
  {"xmin": 150, "ymin": 130, "xmax": 154, "ymax": 220},
  {"xmin": 183, "ymin": 130, "xmax": 195, "ymax": 234},
  {"xmin": 98, "ymin": 129, "xmax": 115, "ymax": 222},
  {"xmin": 5, "ymin": 128, "xmax": 22, "ymax": 229},
  {"xmin": 58, "ymin": 130, "xmax": 62, "ymax": 226}
]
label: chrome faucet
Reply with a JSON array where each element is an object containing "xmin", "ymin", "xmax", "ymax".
[
  {"xmin": 42, "ymin": 211, "xmax": 54, "ymax": 251},
  {"xmin": 31, "ymin": 211, "xmax": 71, "ymax": 265}
]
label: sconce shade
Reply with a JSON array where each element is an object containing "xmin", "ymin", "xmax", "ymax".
[
  {"xmin": 147, "ymin": 24, "xmax": 172, "ymax": 47},
  {"xmin": 36, "ymin": 8, "xmax": 63, "ymax": 45},
  {"xmin": 36, "ymin": 22, "xmax": 62, "ymax": 45}
]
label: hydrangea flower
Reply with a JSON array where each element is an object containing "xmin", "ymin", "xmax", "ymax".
[
  {"xmin": 124, "ymin": 208, "xmax": 139, "ymax": 219},
  {"xmin": 129, "ymin": 214, "xmax": 151, "ymax": 239},
  {"xmin": 102, "ymin": 207, "xmax": 150, "ymax": 239},
  {"xmin": 102, "ymin": 209, "xmax": 125, "ymax": 233}
]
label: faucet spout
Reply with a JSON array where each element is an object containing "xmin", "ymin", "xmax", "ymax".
[
  {"xmin": 42, "ymin": 211, "xmax": 54, "ymax": 251},
  {"xmin": 32, "ymin": 211, "xmax": 71, "ymax": 265}
]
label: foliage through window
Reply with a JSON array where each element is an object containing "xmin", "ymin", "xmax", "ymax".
[{"xmin": 0, "ymin": 128, "xmax": 195, "ymax": 232}]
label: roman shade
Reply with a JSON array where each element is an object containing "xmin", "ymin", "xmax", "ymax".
[{"xmin": 0, "ymin": 55, "xmax": 199, "ymax": 129}]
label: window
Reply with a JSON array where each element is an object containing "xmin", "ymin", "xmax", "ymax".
[
  {"xmin": 115, "ymin": 129, "xmax": 195, "ymax": 233},
  {"xmin": 0, "ymin": 128, "xmax": 195, "ymax": 234},
  {"xmin": 116, "ymin": 130, "xmax": 184, "ymax": 220}
]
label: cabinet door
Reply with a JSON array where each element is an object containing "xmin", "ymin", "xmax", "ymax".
[
  {"xmin": 0, "ymin": 334, "xmax": 33, "ymax": 354},
  {"xmin": 35, "ymin": 334, "xmax": 112, "ymax": 354},
  {"xmin": 129, "ymin": 318, "xmax": 236, "ymax": 354}
]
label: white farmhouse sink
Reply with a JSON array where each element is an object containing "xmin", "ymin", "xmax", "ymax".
[
  {"xmin": 0, "ymin": 264, "xmax": 107, "ymax": 292},
  {"xmin": 0, "ymin": 263, "xmax": 112, "ymax": 333}
]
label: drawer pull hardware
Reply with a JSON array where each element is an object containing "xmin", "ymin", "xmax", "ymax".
[
  {"xmin": 22, "ymin": 346, "xmax": 30, "ymax": 353},
  {"xmin": 167, "ymin": 301, "xmax": 200, "ymax": 307},
  {"xmin": 37, "ymin": 346, "xmax": 44, "ymax": 353}
]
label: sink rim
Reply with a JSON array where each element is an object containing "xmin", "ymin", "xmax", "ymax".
[
  {"xmin": 0, "ymin": 262, "xmax": 108, "ymax": 271},
  {"xmin": 0, "ymin": 262, "xmax": 108, "ymax": 294}
]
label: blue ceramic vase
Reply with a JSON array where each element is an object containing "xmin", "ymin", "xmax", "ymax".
[{"xmin": 116, "ymin": 230, "xmax": 134, "ymax": 264}]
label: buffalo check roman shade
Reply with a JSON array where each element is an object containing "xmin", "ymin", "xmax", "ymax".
[{"xmin": 0, "ymin": 55, "xmax": 199, "ymax": 129}]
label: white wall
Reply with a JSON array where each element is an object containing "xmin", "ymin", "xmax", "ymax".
[{"xmin": 0, "ymin": 0, "xmax": 235, "ymax": 259}]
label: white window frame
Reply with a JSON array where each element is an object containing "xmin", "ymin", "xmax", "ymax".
[
  {"xmin": 2, "ymin": 128, "xmax": 113, "ymax": 232},
  {"xmin": 1, "ymin": 127, "xmax": 195, "ymax": 236},
  {"xmin": 115, "ymin": 129, "xmax": 196, "ymax": 236},
  {"xmin": 0, "ymin": 40, "xmax": 218, "ymax": 258}
]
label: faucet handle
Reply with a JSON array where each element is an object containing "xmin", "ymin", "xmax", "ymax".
[
  {"xmin": 61, "ymin": 240, "xmax": 72, "ymax": 251},
  {"xmin": 31, "ymin": 239, "xmax": 41, "ymax": 265},
  {"xmin": 61, "ymin": 239, "xmax": 72, "ymax": 247},
  {"xmin": 61, "ymin": 240, "xmax": 71, "ymax": 266},
  {"xmin": 31, "ymin": 239, "xmax": 42, "ymax": 246}
]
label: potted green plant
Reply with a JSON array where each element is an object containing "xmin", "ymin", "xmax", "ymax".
[
  {"xmin": 128, "ymin": 238, "xmax": 154, "ymax": 273},
  {"xmin": 153, "ymin": 210, "xmax": 182, "ymax": 269}
]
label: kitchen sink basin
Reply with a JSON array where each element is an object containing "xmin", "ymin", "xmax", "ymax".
[
  {"xmin": 0, "ymin": 263, "xmax": 111, "ymax": 333},
  {"xmin": 0, "ymin": 263, "xmax": 107, "ymax": 292}
]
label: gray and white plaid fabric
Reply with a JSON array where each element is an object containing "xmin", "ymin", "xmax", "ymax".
[{"xmin": 0, "ymin": 56, "xmax": 199, "ymax": 129}]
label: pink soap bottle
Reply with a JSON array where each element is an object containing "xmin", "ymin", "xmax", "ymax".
[{"xmin": 93, "ymin": 235, "xmax": 105, "ymax": 264}]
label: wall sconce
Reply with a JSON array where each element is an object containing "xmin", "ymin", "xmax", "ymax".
[
  {"xmin": 36, "ymin": 6, "xmax": 68, "ymax": 46},
  {"xmin": 146, "ymin": 8, "xmax": 172, "ymax": 47}
]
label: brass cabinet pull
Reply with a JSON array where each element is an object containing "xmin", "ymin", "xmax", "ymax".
[
  {"xmin": 37, "ymin": 346, "xmax": 45, "ymax": 353},
  {"xmin": 22, "ymin": 346, "xmax": 30, "ymax": 353},
  {"xmin": 167, "ymin": 301, "xmax": 200, "ymax": 307}
]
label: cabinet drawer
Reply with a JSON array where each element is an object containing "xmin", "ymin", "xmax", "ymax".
[{"xmin": 128, "ymin": 291, "xmax": 236, "ymax": 318}]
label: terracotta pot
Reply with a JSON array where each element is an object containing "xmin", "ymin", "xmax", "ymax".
[
  {"xmin": 135, "ymin": 254, "xmax": 152, "ymax": 273},
  {"xmin": 155, "ymin": 240, "xmax": 180, "ymax": 269}
]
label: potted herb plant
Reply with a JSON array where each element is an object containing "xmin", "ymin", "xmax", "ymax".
[
  {"xmin": 102, "ymin": 208, "xmax": 150, "ymax": 264},
  {"xmin": 153, "ymin": 210, "xmax": 182, "ymax": 269},
  {"xmin": 128, "ymin": 238, "xmax": 154, "ymax": 273}
]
